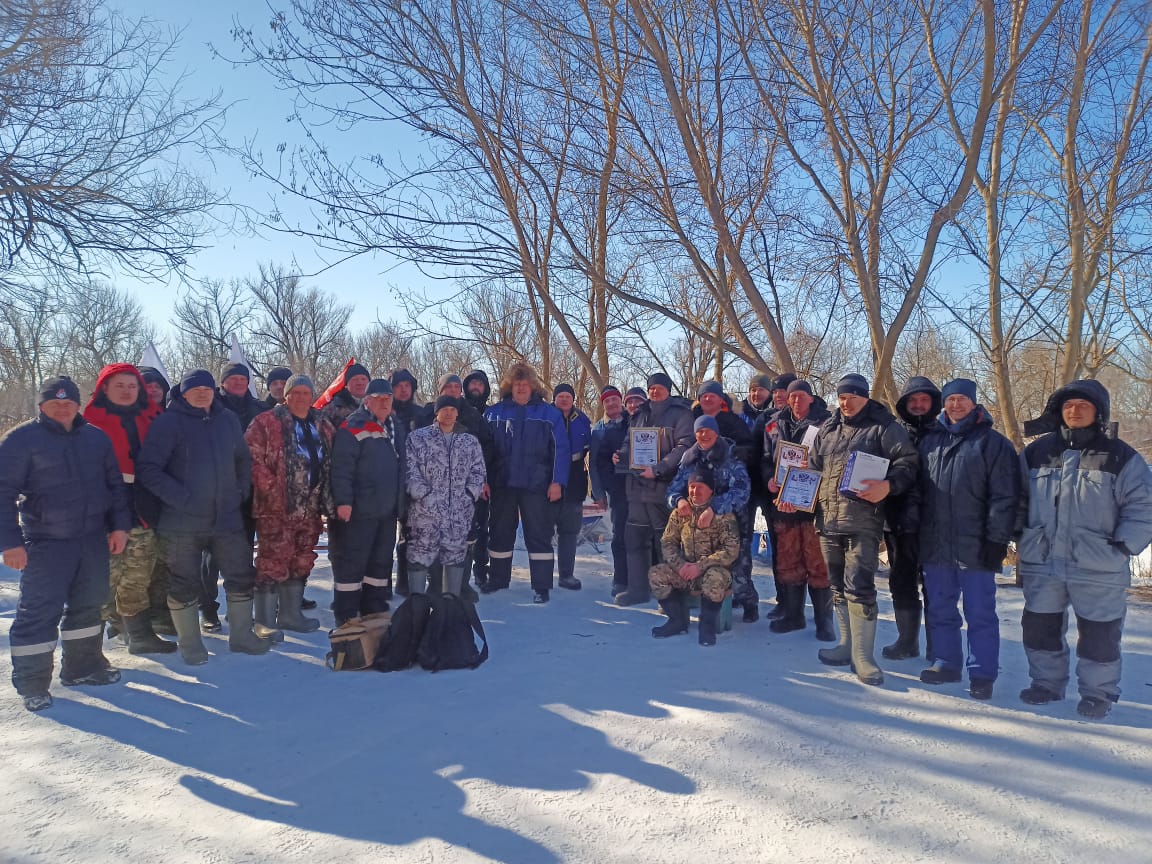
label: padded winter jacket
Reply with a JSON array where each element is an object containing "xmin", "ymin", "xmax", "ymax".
[
  {"xmin": 330, "ymin": 407, "xmax": 407, "ymax": 521},
  {"xmin": 1018, "ymin": 428, "xmax": 1152, "ymax": 584},
  {"xmin": 590, "ymin": 416, "xmax": 628, "ymax": 501},
  {"xmin": 917, "ymin": 407, "xmax": 1020, "ymax": 569},
  {"xmin": 667, "ymin": 437, "xmax": 751, "ymax": 516},
  {"xmin": 0, "ymin": 414, "xmax": 133, "ymax": 548},
  {"xmin": 886, "ymin": 376, "xmax": 941, "ymax": 536},
  {"xmin": 216, "ymin": 388, "xmax": 268, "ymax": 431},
  {"xmin": 620, "ymin": 396, "xmax": 695, "ymax": 504},
  {"xmin": 245, "ymin": 405, "xmax": 335, "ymax": 519},
  {"xmin": 484, "ymin": 396, "xmax": 570, "ymax": 491},
  {"xmin": 558, "ymin": 407, "xmax": 592, "ymax": 503},
  {"xmin": 136, "ymin": 396, "xmax": 252, "ymax": 535},
  {"xmin": 808, "ymin": 399, "xmax": 918, "ymax": 537}
]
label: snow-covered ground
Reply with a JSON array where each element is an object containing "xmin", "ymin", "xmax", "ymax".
[{"xmin": 2, "ymin": 547, "xmax": 1151, "ymax": 864}]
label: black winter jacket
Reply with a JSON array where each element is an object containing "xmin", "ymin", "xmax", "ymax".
[
  {"xmin": 917, "ymin": 407, "xmax": 1020, "ymax": 568},
  {"xmin": 136, "ymin": 397, "xmax": 253, "ymax": 535},
  {"xmin": 760, "ymin": 403, "xmax": 831, "ymax": 523},
  {"xmin": 0, "ymin": 414, "xmax": 132, "ymax": 548},
  {"xmin": 330, "ymin": 407, "xmax": 408, "ymax": 521},
  {"xmin": 809, "ymin": 400, "xmax": 918, "ymax": 536},
  {"xmin": 621, "ymin": 396, "xmax": 695, "ymax": 504},
  {"xmin": 216, "ymin": 388, "xmax": 268, "ymax": 431}
]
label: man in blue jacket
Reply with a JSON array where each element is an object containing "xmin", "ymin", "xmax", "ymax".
[
  {"xmin": 1017, "ymin": 380, "xmax": 1152, "ymax": 719},
  {"xmin": 482, "ymin": 362, "xmax": 569, "ymax": 603},
  {"xmin": 1, "ymin": 376, "xmax": 132, "ymax": 711},
  {"xmin": 329, "ymin": 379, "xmax": 408, "ymax": 625},
  {"xmin": 916, "ymin": 379, "xmax": 1020, "ymax": 701},
  {"xmin": 136, "ymin": 370, "xmax": 272, "ymax": 665},
  {"xmin": 590, "ymin": 385, "xmax": 630, "ymax": 595},
  {"xmin": 552, "ymin": 383, "xmax": 591, "ymax": 591}
]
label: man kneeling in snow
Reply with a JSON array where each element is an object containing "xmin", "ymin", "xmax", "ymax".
[{"xmin": 648, "ymin": 466, "xmax": 738, "ymax": 646}]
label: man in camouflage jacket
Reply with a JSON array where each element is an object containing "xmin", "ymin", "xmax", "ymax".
[{"xmin": 649, "ymin": 466, "xmax": 738, "ymax": 646}]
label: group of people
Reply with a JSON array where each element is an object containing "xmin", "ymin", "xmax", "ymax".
[{"xmin": 1, "ymin": 357, "xmax": 1150, "ymax": 722}]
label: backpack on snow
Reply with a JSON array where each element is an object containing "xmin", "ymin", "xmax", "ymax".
[
  {"xmin": 373, "ymin": 593, "xmax": 433, "ymax": 672},
  {"xmin": 325, "ymin": 612, "xmax": 392, "ymax": 671},
  {"xmin": 416, "ymin": 592, "xmax": 489, "ymax": 672}
]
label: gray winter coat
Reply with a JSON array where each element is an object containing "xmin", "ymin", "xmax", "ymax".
[
  {"xmin": 917, "ymin": 407, "xmax": 1020, "ymax": 568},
  {"xmin": 1018, "ymin": 380, "xmax": 1152, "ymax": 584},
  {"xmin": 808, "ymin": 400, "xmax": 918, "ymax": 537},
  {"xmin": 405, "ymin": 423, "xmax": 487, "ymax": 568}
]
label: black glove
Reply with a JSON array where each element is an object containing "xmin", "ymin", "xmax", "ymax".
[
  {"xmin": 1109, "ymin": 539, "xmax": 1134, "ymax": 556},
  {"xmin": 980, "ymin": 542, "xmax": 1008, "ymax": 572}
]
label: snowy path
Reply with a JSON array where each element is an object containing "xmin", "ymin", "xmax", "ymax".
[{"xmin": 2, "ymin": 552, "xmax": 1150, "ymax": 864}]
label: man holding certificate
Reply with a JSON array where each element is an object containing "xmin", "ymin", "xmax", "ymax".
[
  {"xmin": 613, "ymin": 373, "xmax": 694, "ymax": 606},
  {"xmin": 808, "ymin": 374, "xmax": 919, "ymax": 686},
  {"xmin": 916, "ymin": 379, "xmax": 1020, "ymax": 700},
  {"xmin": 762, "ymin": 380, "xmax": 834, "ymax": 639}
]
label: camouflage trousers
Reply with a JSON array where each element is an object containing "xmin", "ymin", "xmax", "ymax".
[
  {"xmin": 649, "ymin": 562, "xmax": 732, "ymax": 603},
  {"xmin": 106, "ymin": 527, "xmax": 159, "ymax": 617},
  {"xmin": 255, "ymin": 514, "xmax": 324, "ymax": 585}
]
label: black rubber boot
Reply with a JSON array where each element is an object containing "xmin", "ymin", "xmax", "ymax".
[
  {"xmin": 698, "ymin": 597, "xmax": 722, "ymax": 646},
  {"xmin": 767, "ymin": 576, "xmax": 786, "ymax": 620},
  {"xmin": 122, "ymin": 612, "xmax": 178, "ymax": 655},
  {"xmin": 882, "ymin": 607, "xmax": 922, "ymax": 660},
  {"xmin": 651, "ymin": 591, "xmax": 689, "ymax": 638},
  {"xmin": 809, "ymin": 586, "xmax": 836, "ymax": 642},
  {"xmin": 769, "ymin": 584, "xmax": 806, "ymax": 633}
]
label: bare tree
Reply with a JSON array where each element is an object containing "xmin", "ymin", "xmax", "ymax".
[
  {"xmin": 56, "ymin": 280, "xmax": 155, "ymax": 387},
  {"xmin": 170, "ymin": 277, "xmax": 254, "ymax": 375},
  {"xmin": 244, "ymin": 263, "xmax": 353, "ymax": 380},
  {"xmin": 0, "ymin": 0, "xmax": 221, "ymax": 289}
]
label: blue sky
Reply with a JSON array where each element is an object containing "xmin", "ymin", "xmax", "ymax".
[{"xmin": 112, "ymin": 0, "xmax": 438, "ymax": 330}]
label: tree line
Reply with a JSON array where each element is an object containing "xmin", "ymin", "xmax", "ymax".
[{"xmin": 2, "ymin": 1, "xmax": 1151, "ymax": 451}]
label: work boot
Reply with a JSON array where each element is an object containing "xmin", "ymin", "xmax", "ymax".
[
  {"xmin": 60, "ymin": 627, "xmax": 121, "ymax": 686},
  {"xmin": 226, "ymin": 594, "xmax": 274, "ymax": 655},
  {"xmin": 919, "ymin": 661, "xmax": 962, "ymax": 685},
  {"xmin": 698, "ymin": 597, "xmax": 722, "ymax": 646},
  {"xmin": 169, "ymin": 601, "xmax": 210, "ymax": 666},
  {"xmin": 768, "ymin": 584, "xmax": 806, "ymax": 634},
  {"xmin": 252, "ymin": 585, "xmax": 285, "ymax": 643},
  {"xmin": 882, "ymin": 607, "xmax": 922, "ymax": 660},
  {"xmin": 533, "ymin": 590, "xmax": 550, "ymax": 604},
  {"xmin": 558, "ymin": 575, "xmax": 582, "ymax": 590},
  {"xmin": 1076, "ymin": 696, "xmax": 1113, "ymax": 719},
  {"xmin": 742, "ymin": 601, "xmax": 760, "ymax": 623},
  {"xmin": 121, "ymin": 612, "xmax": 178, "ymax": 655},
  {"xmin": 969, "ymin": 678, "xmax": 994, "ymax": 700},
  {"xmin": 848, "ymin": 602, "xmax": 883, "ymax": 686},
  {"xmin": 809, "ymin": 586, "xmax": 836, "ymax": 642},
  {"xmin": 614, "ymin": 590, "xmax": 651, "ymax": 607},
  {"xmin": 200, "ymin": 605, "xmax": 223, "ymax": 633},
  {"xmin": 22, "ymin": 693, "xmax": 53, "ymax": 712},
  {"xmin": 274, "ymin": 580, "xmax": 321, "ymax": 632},
  {"xmin": 818, "ymin": 598, "xmax": 853, "ymax": 667},
  {"xmin": 651, "ymin": 591, "xmax": 689, "ymax": 638},
  {"xmin": 1019, "ymin": 685, "xmax": 1063, "ymax": 705}
]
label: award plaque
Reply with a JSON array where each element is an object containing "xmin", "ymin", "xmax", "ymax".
[{"xmin": 774, "ymin": 442, "xmax": 809, "ymax": 486}]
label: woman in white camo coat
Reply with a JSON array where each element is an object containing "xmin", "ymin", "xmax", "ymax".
[{"xmin": 405, "ymin": 395, "xmax": 487, "ymax": 595}]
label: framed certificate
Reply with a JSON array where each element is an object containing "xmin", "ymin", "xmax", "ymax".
[
  {"xmin": 778, "ymin": 467, "xmax": 822, "ymax": 513},
  {"xmin": 774, "ymin": 442, "xmax": 809, "ymax": 486},
  {"xmin": 629, "ymin": 427, "xmax": 661, "ymax": 470}
]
